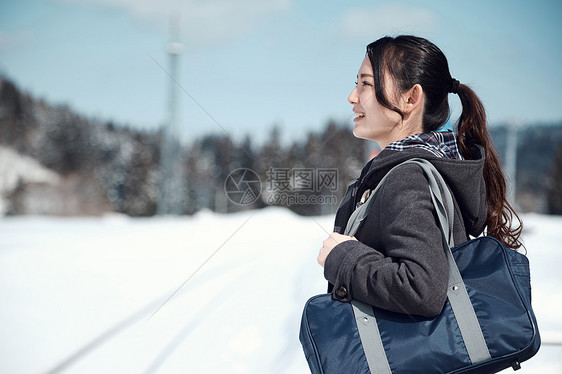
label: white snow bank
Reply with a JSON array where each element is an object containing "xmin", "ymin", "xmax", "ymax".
[
  {"xmin": 0, "ymin": 146, "xmax": 59, "ymax": 214},
  {"xmin": 0, "ymin": 209, "xmax": 560, "ymax": 373}
]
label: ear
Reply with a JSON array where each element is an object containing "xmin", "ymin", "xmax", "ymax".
[{"xmin": 401, "ymin": 84, "xmax": 424, "ymax": 114}]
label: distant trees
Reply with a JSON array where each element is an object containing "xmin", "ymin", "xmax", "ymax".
[
  {"xmin": 1, "ymin": 75, "xmax": 562, "ymax": 216},
  {"xmin": 0, "ymin": 78, "xmax": 35, "ymax": 153},
  {"xmin": 182, "ymin": 122, "xmax": 366, "ymax": 216},
  {"xmin": 489, "ymin": 123, "xmax": 562, "ymax": 214},
  {"xmin": 0, "ymin": 76, "xmax": 163, "ymax": 215}
]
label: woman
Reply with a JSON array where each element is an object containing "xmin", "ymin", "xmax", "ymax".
[{"xmin": 317, "ymin": 35, "xmax": 522, "ymax": 317}]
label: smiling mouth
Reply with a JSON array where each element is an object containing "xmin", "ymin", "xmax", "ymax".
[{"xmin": 354, "ymin": 112, "xmax": 365, "ymax": 119}]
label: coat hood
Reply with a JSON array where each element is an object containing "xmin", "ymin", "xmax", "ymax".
[{"xmin": 349, "ymin": 145, "xmax": 487, "ymax": 237}]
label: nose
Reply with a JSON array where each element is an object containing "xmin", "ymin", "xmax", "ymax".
[{"xmin": 348, "ymin": 86, "xmax": 358, "ymax": 105}]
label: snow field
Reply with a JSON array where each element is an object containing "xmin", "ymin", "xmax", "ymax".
[{"xmin": 0, "ymin": 209, "xmax": 560, "ymax": 373}]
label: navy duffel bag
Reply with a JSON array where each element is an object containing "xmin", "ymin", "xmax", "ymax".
[{"xmin": 299, "ymin": 159, "xmax": 540, "ymax": 374}]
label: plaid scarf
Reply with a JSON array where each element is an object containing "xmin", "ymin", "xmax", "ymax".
[{"xmin": 386, "ymin": 130, "xmax": 464, "ymax": 160}]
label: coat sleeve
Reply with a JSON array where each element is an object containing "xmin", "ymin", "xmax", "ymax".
[{"xmin": 323, "ymin": 164, "xmax": 449, "ymax": 317}]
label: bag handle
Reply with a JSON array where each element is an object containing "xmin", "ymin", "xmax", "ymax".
[{"xmin": 348, "ymin": 158, "xmax": 491, "ymax": 373}]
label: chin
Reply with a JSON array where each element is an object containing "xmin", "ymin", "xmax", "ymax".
[
  {"xmin": 353, "ymin": 126, "xmax": 371, "ymax": 140},
  {"xmin": 352, "ymin": 125, "xmax": 363, "ymax": 138}
]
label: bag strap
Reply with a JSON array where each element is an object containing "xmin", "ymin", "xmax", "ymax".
[
  {"xmin": 348, "ymin": 158, "xmax": 491, "ymax": 373},
  {"xmin": 344, "ymin": 158, "xmax": 454, "ymax": 244}
]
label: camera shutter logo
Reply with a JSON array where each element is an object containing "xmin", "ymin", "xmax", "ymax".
[{"xmin": 224, "ymin": 168, "xmax": 262, "ymax": 205}]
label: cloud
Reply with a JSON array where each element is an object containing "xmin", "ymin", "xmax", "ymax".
[
  {"xmin": 340, "ymin": 4, "xmax": 438, "ymax": 39},
  {"xmin": 57, "ymin": 0, "xmax": 292, "ymax": 46}
]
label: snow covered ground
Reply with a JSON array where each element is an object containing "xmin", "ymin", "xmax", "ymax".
[{"xmin": 0, "ymin": 209, "xmax": 560, "ymax": 373}]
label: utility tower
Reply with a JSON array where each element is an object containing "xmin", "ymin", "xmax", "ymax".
[
  {"xmin": 158, "ymin": 17, "xmax": 184, "ymax": 215},
  {"xmin": 504, "ymin": 119, "xmax": 520, "ymax": 207}
]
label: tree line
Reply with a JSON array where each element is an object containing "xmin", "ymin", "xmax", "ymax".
[
  {"xmin": 0, "ymin": 76, "xmax": 366, "ymax": 216},
  {"xmin": 1, "ymin": 76, "xmax": 561, "ymax": 216}
]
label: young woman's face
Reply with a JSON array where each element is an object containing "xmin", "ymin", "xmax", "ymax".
[{"xmin": 348, "ymin": 56, "xmax": 402, "ymax": 147}]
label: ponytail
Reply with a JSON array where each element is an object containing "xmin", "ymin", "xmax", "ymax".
[
  {"xmin": 456, "ymin": 84, "xmax": 523, "ymax": 249},
  {"xmin": 365, "ymin": 35, "xmax": 523, "ymax": 249}
]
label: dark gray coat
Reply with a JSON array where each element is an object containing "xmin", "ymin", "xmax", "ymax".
[{"xmin": 324, "ymin": 146, "xmax": 487, "ymax": 317}]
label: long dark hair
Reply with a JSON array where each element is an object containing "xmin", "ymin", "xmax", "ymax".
[{"xmin": 366, "ymin": 35, "xmax": 522, "ymax": 249}]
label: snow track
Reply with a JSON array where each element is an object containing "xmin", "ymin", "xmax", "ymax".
[{"xmin": 0, "ymin": 210, "xmax": 560, "ymax": 373}]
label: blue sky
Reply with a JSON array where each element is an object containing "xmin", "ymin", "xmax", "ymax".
[{"xmin": 1, "ymin": 0, "xmax": 561, "ymax": 144}]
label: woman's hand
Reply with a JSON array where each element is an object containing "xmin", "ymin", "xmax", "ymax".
[{"xmin": 317, "ymin": 233, "xmax": 357, "ymax": 267}]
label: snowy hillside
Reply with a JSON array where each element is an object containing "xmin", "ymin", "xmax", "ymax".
[
  {"xmin": 0, "ymin": 146, "xmax": 59, "ymax": 215},
  {"xmin": 0, "ymin": 209, "xmax": 560, "ymax": 373}
]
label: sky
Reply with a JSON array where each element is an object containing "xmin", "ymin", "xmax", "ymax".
[{"xmin": 1, "ymin": 0, "xmax": 561, "ymax": 144}]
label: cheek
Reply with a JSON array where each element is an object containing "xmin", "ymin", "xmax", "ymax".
[
  {"xmin": 381, "ymin": 107, "xmax": 401, "ymax": 124},
  {"xmin": 360, "ymin": 91, "xmax": 401, "ymax": 125},
  {"xmin": 359, "ymin": 90, "xmax": 374, "ymax": 105},
  {"xmin": 368, "ymin": 98, "xmax": 401, "ymax": 123}
]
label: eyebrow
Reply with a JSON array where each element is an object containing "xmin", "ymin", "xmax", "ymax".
[{"xmin": 358, "ymin": 73, "xmax": 374, "ymax": 78}]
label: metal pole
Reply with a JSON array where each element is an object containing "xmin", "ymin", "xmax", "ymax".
[
  {"xmin": 158, "ymin": 16, "xmax": 183, "ymax": 215},
  {"xmin": 505, "ymin": 119, "xmax": 519, "ymax": 207}
]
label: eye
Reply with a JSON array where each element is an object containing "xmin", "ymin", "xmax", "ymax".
[{"xmin": 356, "ymin": 80, "xmax": 372, "ymax": 87}]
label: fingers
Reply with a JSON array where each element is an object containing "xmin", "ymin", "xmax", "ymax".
[{"xmin": 317, "ymin": 233, "xmax": 356, "ymax": 267}]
